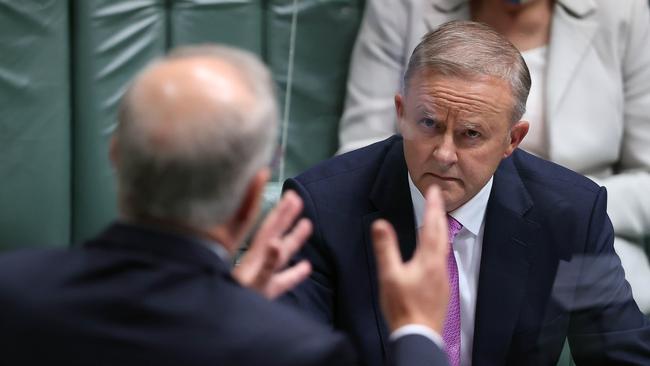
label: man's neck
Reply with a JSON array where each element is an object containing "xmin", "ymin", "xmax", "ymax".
[{"xmin": 120, "ymin": 214, "xmax": 235, "ymax": 255}]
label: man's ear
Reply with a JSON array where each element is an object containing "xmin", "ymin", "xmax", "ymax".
[
  {"xmin": 232, "ymin": 167, "xmax": 270, "ymax": 229},
  {"xmin": 504, "ymin": 120, "xmax": 529, "ymax": 157},
  {"xmin": 395, "ymin": 93, "xmax": 406, "ymax": 133},
  {"xmin": 217, "ymin": 168, "xmax": 270, "ymax": 254}
]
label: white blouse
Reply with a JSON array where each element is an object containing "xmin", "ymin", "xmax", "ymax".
[{"xmin": 519, "ymin": 45, "xmax": 549, "ymax": 159}]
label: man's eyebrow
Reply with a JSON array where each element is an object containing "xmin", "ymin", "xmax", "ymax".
[
  {"xmin": 458, "ymin": 120, "xmax": 487, "ymax": 131},
  {"xmin": 415, "ymin": 103, "xmax": 428, "ymax": 111},
  {"xmin": 422, "ymin": 110, "xmax": 438, "ymax": 119},
  {"xmin": 415, "ymin": 104, "xmax": 438, "ymax": 117},
  {"xmin": 460, "ymin": 121, "xmax": 480, "ymax": 128}
]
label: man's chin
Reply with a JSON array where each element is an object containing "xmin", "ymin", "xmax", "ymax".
[
  {"xmin": 438, "ymin": 190, "xmax": 465, "ymax": 213},
  {"xmin": 442, "ymin": 199, "xmax": 459, "ymax": 213}
]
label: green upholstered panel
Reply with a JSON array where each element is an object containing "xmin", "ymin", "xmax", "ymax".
[
  {"xmin": 72, "ymin": 0, "xmax": 167, "ymax": 244},
  {"xmin": 0, "ymin": 0, "xmax": 71, "ymax": 249},
  {"xmin": 266, "ymin": 0, "xmax": 364, "ymax": 179},
  {"xmin": 557, "ymin": 339, "xmax": 576, "ymax": 366},
  {"xmin": 170, "ymin": 0, "xmax": 263, "ymax": 56}
]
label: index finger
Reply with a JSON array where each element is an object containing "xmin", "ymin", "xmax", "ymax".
[
  {"xmin": 418, "ymin": 186, "xmax": 449, "ymax": 260},
  {"xmin": 371, "ymin": 219, "xmax": 402, "ymax": 279}
]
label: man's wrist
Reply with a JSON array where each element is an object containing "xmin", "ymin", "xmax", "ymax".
[{"xmin": 389, "ymin": 324, "xmax": 444, "ymax": 349}]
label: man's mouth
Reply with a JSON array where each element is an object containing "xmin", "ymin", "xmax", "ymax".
[{"xmin": 427, "ymin": 173, "xmax": 459, "ymax": 182}]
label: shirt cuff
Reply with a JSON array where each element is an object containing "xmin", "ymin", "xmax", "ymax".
[{"xmin": 389, "ymin": 324, "xmax": 444, "ymax": 349}]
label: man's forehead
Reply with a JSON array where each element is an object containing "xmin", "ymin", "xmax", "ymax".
[
  {"xmin": 406, "ymin": 72, "xmax": 513, "ymax": 117},
  {"xmin": 408, "ymin": 71, "xmax": 509, "ymax": 95}
]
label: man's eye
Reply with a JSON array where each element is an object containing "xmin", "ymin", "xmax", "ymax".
[
  {"xmin": 417, "ymin": 118, "xmax": 436, "ymax": 128},
  {"xmin": 465, "ymin": 130, "xmax": 481, "ymax": 138}
]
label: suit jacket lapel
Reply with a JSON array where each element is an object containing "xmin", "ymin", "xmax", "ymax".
[
  {"xmin": 367, "ymin": 138, "xmax": 417, "ymax": 262},
  {"xmin": 363, "ymin": 137, "xmax": 418, "ymax": 357},
  {"xmin": 473, "ymin": 153, "xmax": 540, "ymax": 365},
  {"xmin": 547, "ymin": 0, "xmax": 598, "ymax": 115}
]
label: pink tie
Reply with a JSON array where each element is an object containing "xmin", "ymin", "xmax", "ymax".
[{"xmin": 444, "ymin": 215, "xmax": 462, "ymax": 366}]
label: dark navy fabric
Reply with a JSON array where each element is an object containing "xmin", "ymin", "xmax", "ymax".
[
  {"xmin": 284, "ymin": 135, "xmax": 650, "ymax": 366},
  {"xmin": 0, "ymin": 223, "xmax": 355, "ymax": 366},
  {"xmin": 0, "ymin": 221, "xmax": 447, "ymax": 366}
]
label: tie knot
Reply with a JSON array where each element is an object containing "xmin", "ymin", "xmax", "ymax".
[{"xmin": 447, "ymin": 215, "xmax": 463, "ymax": 242}]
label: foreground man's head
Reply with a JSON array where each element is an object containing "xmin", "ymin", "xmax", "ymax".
[{"xmin": 110, "ymin": 45, "xmax": 277, "ymax": 253}]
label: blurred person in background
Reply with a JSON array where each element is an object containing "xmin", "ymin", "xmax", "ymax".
[
  {"xmin": 338, "ymin": 0, "xmax": 650, "ymax": 313},
  {"xmin": 0, "ymin": 45, "xmax": 452, "ymax": 366}
]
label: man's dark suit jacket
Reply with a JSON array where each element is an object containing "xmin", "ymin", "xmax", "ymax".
[
  {"xmin": 284, "ymin": 135, "xmax": 650, "ymax": 366},
  {"xmin": 0, "ymin": 222, "xmax": 447, "ymax": 366}
]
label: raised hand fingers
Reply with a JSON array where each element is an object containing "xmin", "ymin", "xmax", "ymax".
[
  {"xmin": 275, "ymin": 218, "xmax": 312, "ymax": 268},
  {"xmin": 233, "ymin": 190, "xmax": 313, "ymax": 299},
  {"xmin": 254, "ymin": 191, "xmax": 304, "ymax": 246},
  {"xmin": 249, "ymin": 241, "xmax": 281, "ymax": 289},
  {"xmin": 372, "ymin": 219, "xmax": 402, "ymax": 278},
  {"xmin": 419, "ymin": 186, "xmax": 449, "ymax": 261},
  {"xmin": 234, "ymin": 239, "xmax": 281, "ymax": 289},
  {"xmin": 265, "ymin": 260, "xmax": 312, "ymax": 299}
]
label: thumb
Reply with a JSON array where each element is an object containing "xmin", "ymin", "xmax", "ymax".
[{"xmin": 371, "ymin": 219, "xmax": 402, "ymax": 277}]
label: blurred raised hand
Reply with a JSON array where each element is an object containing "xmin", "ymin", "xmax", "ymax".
[
  {"xmin": 372, "ymin": 186, "xmax": 450, "ymax": 333},
  {"xmin": 233, "ymin": 190, "xmax": 312, "ymax": 299}
]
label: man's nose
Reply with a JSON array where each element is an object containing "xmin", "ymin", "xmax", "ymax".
[{"xmin": 432, "ymin": 133, "xmax": 458, "ymax": 168}]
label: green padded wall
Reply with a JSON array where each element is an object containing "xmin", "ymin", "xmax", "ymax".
[
  {"xmin": 266, "ymin": 0, "xmax": 364, "ymax": 179},
  {"xmin": 0, "ymin": 0, "xmax": 71, "ymax": 249},
  {"xmin": 1, "ymin": 0, "xmax": 367, "ymax": 247},
  {"xmin": 72, "ymin": 0, "xmax": 167, "ymax": 243},
  {"xmin": 170, "ymin": 0, "xmax": 263, "ymax": 56}
]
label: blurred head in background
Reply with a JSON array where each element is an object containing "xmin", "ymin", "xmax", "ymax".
[{"xmin": 111, "ymin": 45, "xmax": 277, "ymax": 253}]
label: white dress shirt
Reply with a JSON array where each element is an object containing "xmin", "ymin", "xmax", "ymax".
[{"xmin": 409, "ymin": 175, "xmax": 493, "ymax": 366}]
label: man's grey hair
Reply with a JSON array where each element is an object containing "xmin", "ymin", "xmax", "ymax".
[
  {"xmin": 403, "ymin": 20, "xmax": 531, "ymax": 123},
  {"xmin": 115, "ymin": 44, "xmax": 277, "ymax": 230}
]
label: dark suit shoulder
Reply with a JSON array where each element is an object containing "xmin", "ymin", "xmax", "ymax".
[
  {"xmin": 509, "ymin": 149, "xmax": 600, "ymax": 195},
  {"xmin": 287, "ymin": 136, "xmax": 404, "ymax": 220},
  {"xmin": 498, "ymin": 149, "xmax": 605, "ymax": 219},
  {"xmin": 491, "ymin": 150, "xmax": 610, "ymax": 245},
  {"xmin": 295, "ymin": 135, "xmax": 401, "ymax": 186},
  {"xmin": 0, "ymin": 248, "xmax": 80, "ymax": 297},
  {"xmin": 0, "ymin": 247, "xmax": 354, "ymax": 366}
]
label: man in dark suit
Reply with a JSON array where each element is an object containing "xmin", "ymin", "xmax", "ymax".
[
  {"xmin": 284, "ymin": 21, "xmax": 650, "ymax": 366},
  {"xmin": 0, "ymin": 45, "xmax": 451, "ymax": 366}
]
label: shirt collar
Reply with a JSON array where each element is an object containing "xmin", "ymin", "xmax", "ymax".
[
  {"xmin": 408, "ymin": 174, "xmax": 493, "ymax": 236},
  {"xmin": 117, "ymin": 218, "xmax": 232, "ymax": 264},
  {"xmin": 194, "ymin": 236, "xmax": 231, "ymax": 264}
]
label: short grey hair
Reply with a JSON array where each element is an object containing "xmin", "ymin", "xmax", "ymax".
[
  {"xmin": 115, "ymin": 44, "xmax": 277, "ymax": 229},
  {"xmin": 403, "ymin": 21, "xmax": 531, "ymax": 123}
]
